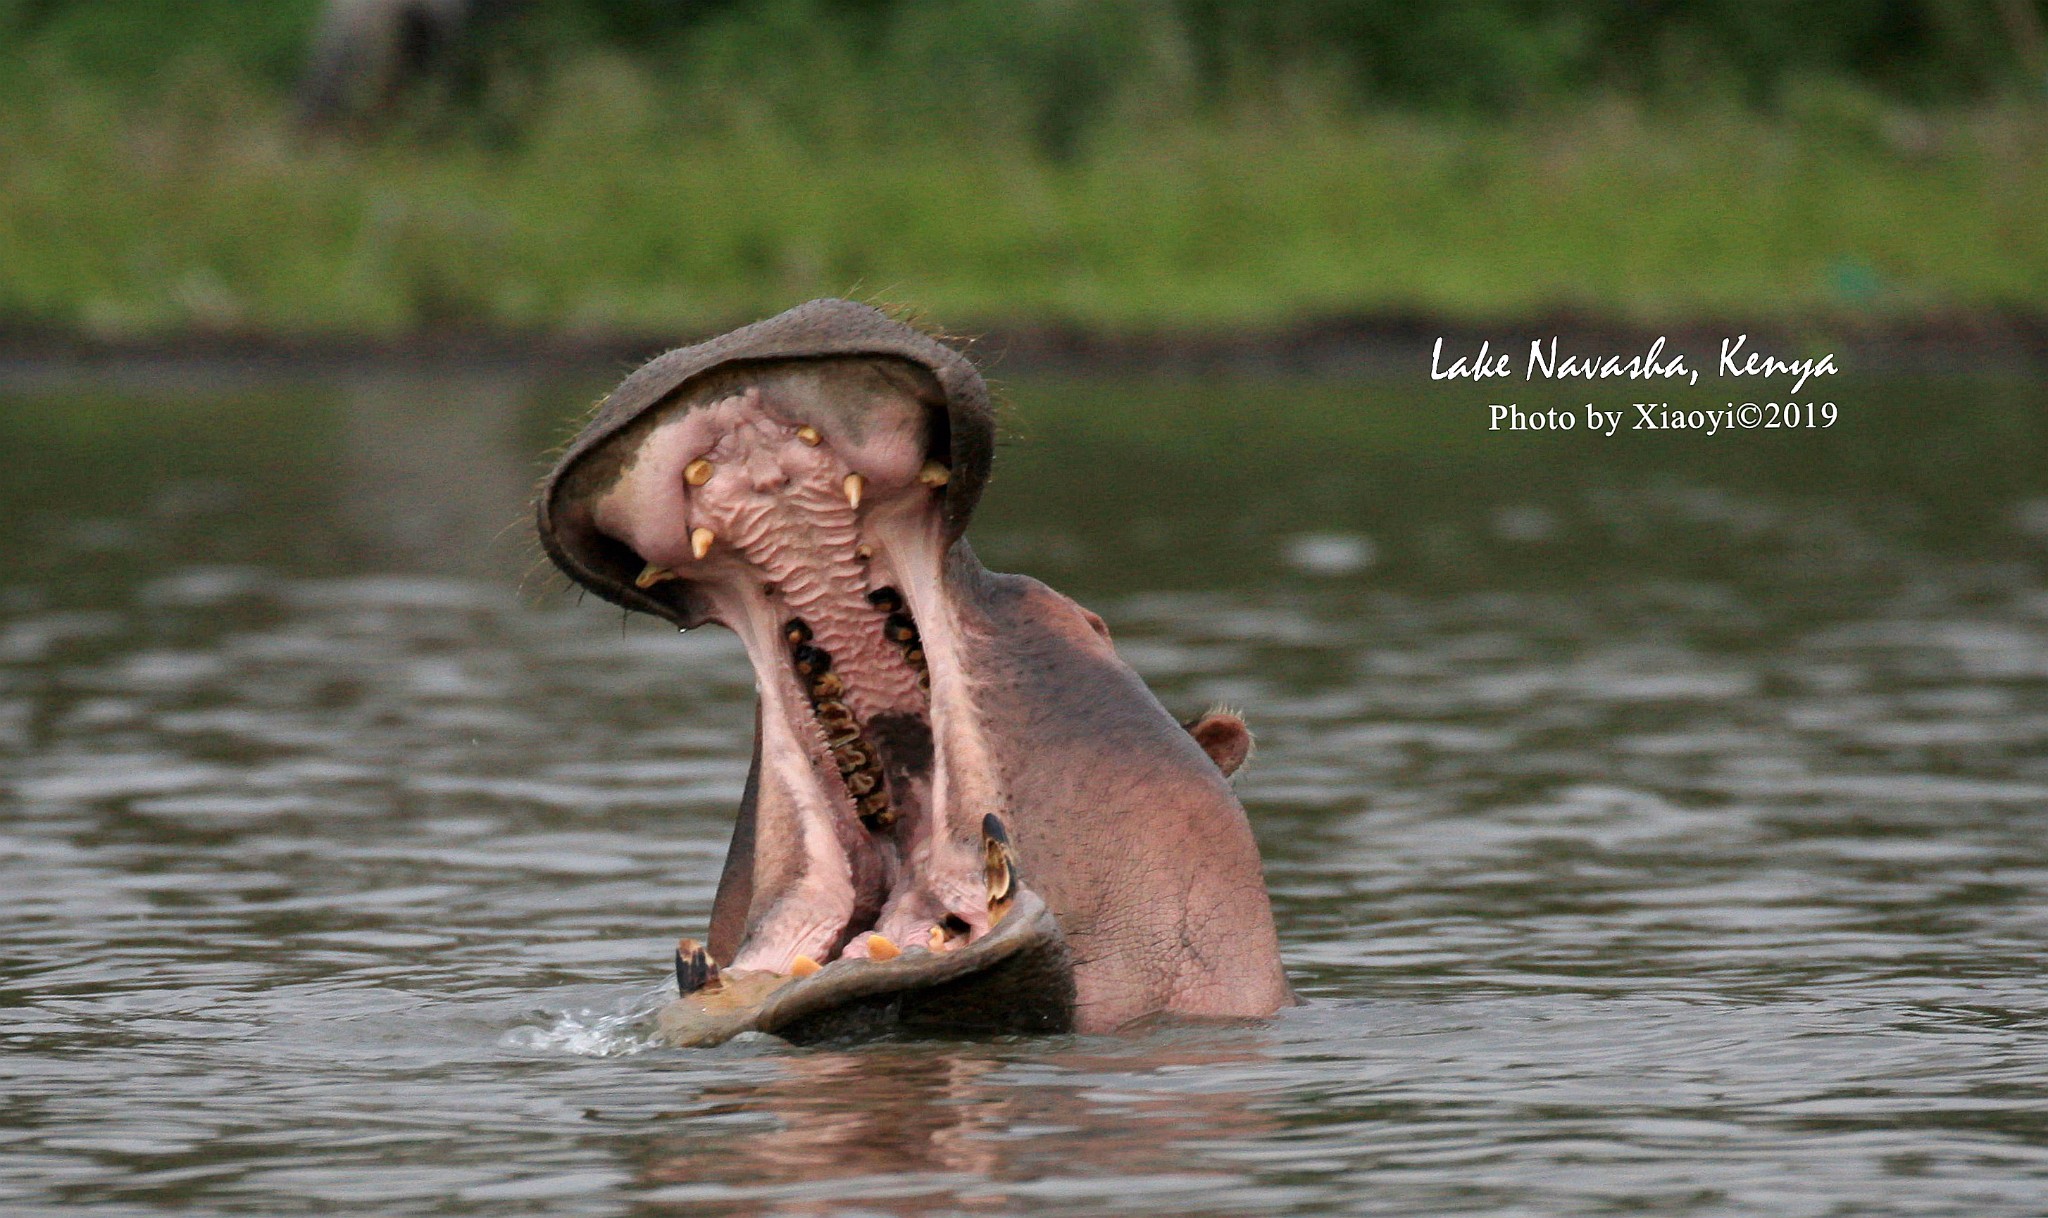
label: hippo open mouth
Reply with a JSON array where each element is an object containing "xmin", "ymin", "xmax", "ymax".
[{"xmin": 537, "ymin": 301, "xmax": 1290, "ymax": 1043}]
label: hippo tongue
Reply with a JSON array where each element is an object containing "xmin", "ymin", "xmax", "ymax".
[{"xmin": 564, "ymin": 356, "xmax": 1027, "ymax": 1001}]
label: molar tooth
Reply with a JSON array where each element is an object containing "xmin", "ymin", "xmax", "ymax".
[
  {"xmin": 790, "ymin": 955, "xmax": 821, "ymax": 978},
  {"xmin": 865, "ymin": 934, "xmax": 900, "ymax": 962},
  {"xmin": 809, "ymin": 671, "xmax": 844, "ymax": 699},
  {"xmin": 884, "ymin": 614, "xmax": 919, "ymax": 643},
  {"xmin": 843, "ymin": 473, "xmax": 865, "ymax": 509},
  {"xmin": 856, "ymin": 545, "xmax": 873, "ymax": 561},
  {"xmin": 785, "ymin": 619, "xmax": 812, "ymax": 646},
  {"xmin": 858, "ymin": 791, "xmax": 894, "ymax": 827},
  {"xmin": 918, "ymin": 460, "xmax": 951, "ymax": 487},
  {"xmin": 792, "ymin": 645, "xmax": 831, "ymax": 678},
  {"xmin": 796, "ymin": 426, "xmax": 822, "ymax": 446},
  {"xmin": 683, "ymin": 458, "xmax": 714, "ymax": 486},
  {"xmin": 865, "ymin": 586, "xmax": 903, "ymax": 612},
  {"xmin": 843, "ymin": 770, "xmax": 877, "ymax": 797},
  {"xmin": 635, "ymin": 563, "xmax": 678, "ymax": 588},
  {"xmin": 690, "ymin": 528, "xmax": 715, "ymax": 560}
]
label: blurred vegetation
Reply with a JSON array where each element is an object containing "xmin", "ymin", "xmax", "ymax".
[{"xmin": 0, "ymin": 0, "xmax": 2044, "ymax": 336}]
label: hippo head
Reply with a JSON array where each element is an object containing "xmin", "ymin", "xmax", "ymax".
[{"xmin": 537, "ymin": 300, "xmax": 1290, "ymax": 1043}]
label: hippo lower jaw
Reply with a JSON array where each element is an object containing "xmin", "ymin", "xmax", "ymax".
[{"xmin": 660, "ymin": 887, "xmax": 1071, "ymax": 1047}]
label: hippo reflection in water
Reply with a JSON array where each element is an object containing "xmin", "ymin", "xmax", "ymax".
[{"xmin": 537, "ymin": 300, "xmax": 1292, "ymax": 1043}]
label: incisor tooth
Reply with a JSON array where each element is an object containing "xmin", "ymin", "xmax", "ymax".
[
  {"xmin": 690, "ymin": 528, "xmax": 715, "ymax": 560},
  {"xmin": 683, "ymin": 458, "xmax": 713, "ymax": 486},
  {"xmin": 865, "ymin": 934, "xmax": 900, "ymax": 962},
  {"xmin": 843, "ymin": 473, "xmax": 865, "ymax": 509},
  {"xmin": 918, "ymin": 460, "xmax": 951, "ymax": 487},
  {"xmin": 927, "ymin": 926, "xmax": 946, "ymax": 952},
  {"xmin": 796, "ymin": 425, "xmax": 822, "ymax": 446},
  {"xmin": 790, "ymin": 955, "xmax": 821, "ymax": 978},
  {"xmin": 635, "ymin": 563, "xmax": 677, "ymax": 588}
]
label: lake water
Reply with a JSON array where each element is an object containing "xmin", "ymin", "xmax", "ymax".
[{"xmin": 4, "ymin": 362, "xmax": 2047, "ymax": 1215}]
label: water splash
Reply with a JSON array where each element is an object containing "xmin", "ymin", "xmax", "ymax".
[{"xmin": 502, "ymin": 985, "xmax": 673, "ymax": 1057}]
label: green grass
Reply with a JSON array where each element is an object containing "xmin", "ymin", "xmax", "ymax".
[{"xmin": 2, "ymin": 54, "xmax": 2044, "ymax": 338}]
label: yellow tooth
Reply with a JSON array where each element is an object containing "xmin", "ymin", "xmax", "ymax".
[
  {"xmin": 683, "ymin": 458, "xmax": 713, "ymax": 486},
  {"xmin": 790, "ymin": 955, "xmax": 821, "ymax": 978},
  {"xmin": 927, "ymin": 925, "xmax": 946, "ymax": 952},
  {"xmin": 856, "ymin": 544, "xmax": 873, "ymax": 561},
  {"xmin": 865, "ymin": 934, "xmax": 900, "ymax": 962},
  {"xmin": 917, "ymin": 460, "xmax": 951, "ymax": 487},
  {"xmin": 796, "ymin": 425, "xmax": 822, "ymax": 446},
  {"xmin": 690, "ymin": 528, "xmax": 715, "ymax": 560},
  {"xmin": 843, "ymin": 473, "xmax": 865, "ymax": 509},
  {"xmin": 635, "ymin": 563, "xmax": 677, "ymax": 588}
]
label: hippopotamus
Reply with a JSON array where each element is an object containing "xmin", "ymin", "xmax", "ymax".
[{"xmin": 535, "ymin": 299, "xmax": 1291, "ymax": 1042}]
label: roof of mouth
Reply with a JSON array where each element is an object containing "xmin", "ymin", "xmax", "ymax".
[{"xmin": 536, "ymin": 298, "xmax": 996, "ymax": 624}]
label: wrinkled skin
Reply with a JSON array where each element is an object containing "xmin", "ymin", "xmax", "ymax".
[{"xmin": 536, "ymin": 300, "xmax": 1290, "ymax": 1039}]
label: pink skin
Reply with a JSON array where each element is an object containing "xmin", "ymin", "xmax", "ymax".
[{"xmin": 569, "ymin": 361, "xmax": 1291, "ymax": 1030}]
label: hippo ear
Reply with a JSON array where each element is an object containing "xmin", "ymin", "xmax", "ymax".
[{"xmin": 1184, "ymin": 709, "xmax": 1254, "ymax": 777}]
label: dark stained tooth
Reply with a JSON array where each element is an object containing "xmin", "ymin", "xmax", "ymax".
[
  {"xmin": 675, "ymin": 938, "xmax": 719, "ymax": 995},
  {"xmin": 917, "ymin": 671, "xmax": 930, "ymax": 692},
  {"xmin": 833, "ymin": 739, "xmax": 874, "ymax": 771},
  {"xmin": 903, "ymin": 646, "xmax": 924, "ymax": 668},
  {"xmin": 815, "ymin": 701, "xmax": 857, "ymax": 733},
  {"xmin": 785, "ymin": 619, "xmax": 812, "ymax": 646},
  {"xmin": 810, "ymin": 671, "xmax": 845, "ymax": 700},
  {"xmin": 884, "ymin": 614, "xmax": 918, "ymax": 643},
  {"xmin": 865, "ymin": 587, "xmax": 903, "ymax": 612},
  {"xmin": 843, "ymin": 770, "xmax": 878, "ymax": 797},
  {"xmin": 859, "ymin": 791, "xmax": 895, "ymax": 827},
  {"xmin": 792, "ymin": 644, "xmax": 831, "ymax": 677}
]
